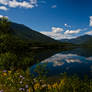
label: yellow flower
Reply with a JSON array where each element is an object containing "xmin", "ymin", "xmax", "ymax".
[
  {"xmin": 59, "ymin": 79, "xmax": 65, "ymax": 88},
  {"xmin": 60, "ymin": 80, "xmax": 65, "ymax": 85},
  {"xmin": 48, "ymin": 84, "xmax": 52, "ymax": 89},
  {"xmin": 28, "ymin": 87, "xmax": 31, "ymax": 92},
  {"xmin": 8, "ymin": 71, "xmax": 12, "ymax": 74},
  {"xmin": 3, "ymin": 72, "xmax": 7, "ymax": 76},
  {"xmin": 34, "ymin": 83, "xmax": 40, "ymax": 90},
  {"xmin": 52, "ymin": 83, "xmax": 58, "ymax": 88}
]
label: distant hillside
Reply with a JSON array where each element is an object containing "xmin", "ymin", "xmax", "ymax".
[
  {"xmin": 11, "ymin": 22, "xmax": 56, "ymax": 43},
  {"xmin": 60, "ymin": 35, "xmax": 92, "ymax": 44},
  {"xmin": 83, "ymin": 37, "xmax": 92, "ymax": 47}
]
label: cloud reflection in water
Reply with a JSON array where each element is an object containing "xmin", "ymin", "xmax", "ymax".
[
  {"xmin": 30, "ymin": 52, "xmax": 92, "ymax": 78},
  {"xmin": 41, "ymin": 53, "xmax": 84, "ymax": 67}
]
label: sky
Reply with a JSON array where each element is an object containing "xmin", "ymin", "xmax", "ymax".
[{"xmin": 0, "ymin": 0, "xmax": 92, "ymax": 39}]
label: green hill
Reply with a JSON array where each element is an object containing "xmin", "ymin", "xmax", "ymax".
[{"xmin": 11, "ymin": 22, "xmax": 56, "ymax": 43}]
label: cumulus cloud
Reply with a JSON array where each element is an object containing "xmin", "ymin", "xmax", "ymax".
[
  {"xmin": 64, "ymin": 29, "xmax": 81, "ymax": 34},
  {"xmin": 52, "ymin": 27, "xmax": 64, "ymax": 33},
  {"xmin": 40, "ymin": 27, "xmax": 77, "ymax": 39},
  {"xmin": 41, "ymin": 31, "xmax": 70, "ymax": 39},
  {"xmin": 85, "ymin": 30, "xmax": 92, "ymax": 35},
  {"xmin": 0, "ymin": 0, "xmax": 38, "ymax": 10},
  {"xmin": 40, "ymin": 30, "xmax": 78, "ymax": 39},
  {"xmin": 89, "ymin": 16, "xmax": 92, "ymax": 26},
  {"xmin": 9, "ymin": 0, "xmax": 34, "ymax": 8},
  {"xmin": 0, "ymin": 6, "xmax": 8, "ymax": 11},
  {"xmin": 0, "ymin": 0, "xmax": 8, "ymax": 5},
  {"xmin": 51, "ymin": 5, "xmax": 56, "ymax": 8},
  {"xmin": 40, "ymin": 26, "xmax": 83, "ymax": 40}
]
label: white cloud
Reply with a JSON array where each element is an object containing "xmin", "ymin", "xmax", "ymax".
[
  {"xmin": 64, "ymin": 24, "xmax": 71, "ymax": 28},
  {"xmin": 0, "ymin": 0, "xmax": 38, "ymax": 10},
  {"xmin": 86, "ymin": 57, "xmax": 92, "ymax": 61},
  {"xmin": 0, "ymin": 15, "xmax": 3, "ymax": 18},
  {"xmin": 52, "ymin": 27, "xmax": 64, "ymax": 33},
  {"xmin": 40, "ymin": 30, "xmax": 78, "ymax": 39},
  {"xmin": 89, "ymin": 16, "xmax": 92, "ymax": 26},
  {"xmin": 41, "ymin": 31, "xmax": 70, "ymax": 39},
  {"xmin": 41, "ymin": 53, "xmax": 81, "ymax": 67},
  {"xmin": 0, "ymin": 15, "xmax": 8, "ymax": 18},
  {"xmin": 30, "ymin": 0, "xmax": 37, "ymax": 4},
  {"xmin": 9, "ymin": 0, "xmax": 34, "ymax": 8},
  {"xmin": 40, "ymin": 27, "xmax": 77, "ymax": 39},
  {"xmin": 0, "ymin": 0, "xmax": 8, "ymax": 5},
  {"xmin": 64, "ymin": 29, "xmax": 81, "ymax": 34},
  {"xmin": 0, "ymin": 6, "xmax": 8, "ymax": 11},
  {"xmin": 40, "ymin": 26, "xmax": 83, "ymax": 40},
  {"xmin": 85, "ymin": 30, "xmax": 92, "ymax": 35},
  {"xmin": 51, "ymin": 5, "xmax": 56, "ymax": 8},
  {"xmin": 64, "ymin": 24, "xmax": 67, "ymax": 26}
]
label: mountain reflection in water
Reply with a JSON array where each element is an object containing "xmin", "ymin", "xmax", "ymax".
[{"xmin": 30, "ymin": 48, "xmax": 92, "ymax": 78}]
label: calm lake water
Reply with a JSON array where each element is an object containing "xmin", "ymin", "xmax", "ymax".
[{"xmin": 30, "ymin": 48, "xmax": 92, "ymax": 78}]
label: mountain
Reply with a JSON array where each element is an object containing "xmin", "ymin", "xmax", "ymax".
[
  {"xmin": 83, "ymin": 37, "xmax": 92, "ymax": 47},
  {"xmin": 10, "ymin": 22, "xmax": 56, "ymax": 43},
  {"xmin": 60, "ymin": 35, "xmax": 92, "ymax": 44}
]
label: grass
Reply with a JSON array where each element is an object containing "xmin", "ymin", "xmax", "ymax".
[{"xmin": 0, "ymin": 69, "xmax": 92, "ymax": 92}]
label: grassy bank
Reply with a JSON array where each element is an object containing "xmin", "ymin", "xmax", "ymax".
[{"xmin": 0, "ymin": 69, "xmax": 92, "ymax": 92}]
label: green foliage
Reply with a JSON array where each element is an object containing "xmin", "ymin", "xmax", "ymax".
[
  {"xmin": 0, "ymin": 17, "xmax": 11, "ymax": 34},
  {"xmin": 0, "ymin": 52, "xmax": 17, "ymax": 69},
  {"xmin": 0, "ymin": 70, "xmax": 92, "ymax": 92}
]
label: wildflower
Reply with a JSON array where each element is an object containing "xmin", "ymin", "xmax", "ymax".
[
  {"xmin": 48, "ymin": 84, "xmax": 52, "ymax": 89},
  {"xmin": 39, "ymin": 84, "xmax": 47, "ymax": 90},
  {"xmin": 20, "ymin": 75, "xmax": 23, "ymax": 78},
  {"xmin": 20, "ymin": 81, "xmax": 23, "ymax": 84},
  {"xmin": 3, "ymin": 70, "xmax": 7, "ymax": 73},
  {"xmin": 52, "ymin": 83, "xmax": 58, "ymax": 88},
  {"xmin": 25, "ymin": 85, "xmax": 29, "ymax": 88},
  {"xmin": 22, "ymin": 88, "xmax": 25, "ymax": 91},
  {"xmin": 22, "ymin": 77, "xmax": 25, "ymax": 80},
  {"xmin": 0, "ymin": 90, "xmax": 4, "ymax": 92},
  {"xmin": 41, "ymin": 84, "xmax": 47, "ymax": 88},
  {"xmin": 3, "ymin": 72, "xmax": 7, "ymax": 76},
  {"xmin": 8, "ymin": 71, "xmax": 12, "ymax": 74},
  {"xmin": 34, "ymin": 83, "xmax": 40, "ymax": 90},
  {"xmin": 19, "ymin": 88, "xmax": 23, "ymax": 91},
  {"xmin": 59, "ymin": 79, "xmax": 65, "ymax": 87},
  {"xmin": 19, "ymin": 88, "xmax": 25, "ymax": 91},
  {"xmin": 28, "ymin": 87, "xmax": 31, "ymax": 92}
]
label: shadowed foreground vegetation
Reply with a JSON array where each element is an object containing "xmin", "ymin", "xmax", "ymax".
[{"xmin": 0, "ymin": 69, "xmax": 92, "ymax": 92}]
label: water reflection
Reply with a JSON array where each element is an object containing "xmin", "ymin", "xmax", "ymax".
[{"xmin": 30, "ymin": 48, "xmax": 92, "ymax": 78}]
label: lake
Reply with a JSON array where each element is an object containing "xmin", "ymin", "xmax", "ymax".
[{"xmin": 30, "ymin": 48, "xmax": 92, "ymax": 78}]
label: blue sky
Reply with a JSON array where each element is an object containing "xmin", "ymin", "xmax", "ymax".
[{"xmin": 0, "ymin": 0, "xmax": 92, "ymax": 39}]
